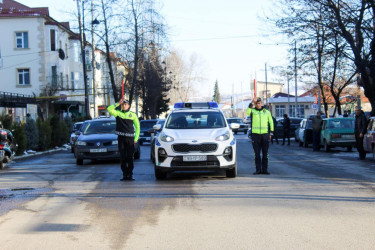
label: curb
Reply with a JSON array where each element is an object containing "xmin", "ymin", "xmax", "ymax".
[{"xmin": 14, "ymin": 147, "xmax": 71, "ymax": 160}]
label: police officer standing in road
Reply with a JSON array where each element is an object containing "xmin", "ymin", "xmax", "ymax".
[
  {"xmin": 107, "ymin": 97, "xmax": 140, "ymax": 181},
  {"xmin": 247, "ymin": 97, "xmax": 274, "ymax": 175}
]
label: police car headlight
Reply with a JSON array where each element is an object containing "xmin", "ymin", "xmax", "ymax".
[
  {"xmin": 216, "ymin": 132, "xmax": 230, "ymax": 141},
  {"xmin": 160, "ymin": 133, "xmax": 174, "ymax": 142},
  {"xmin": 112, "ymin": 140, "xmax": 118, "ymax": 145},
  {"xmin": 76, "ymin": 141, "xmax": 87, "ymax": 146}
]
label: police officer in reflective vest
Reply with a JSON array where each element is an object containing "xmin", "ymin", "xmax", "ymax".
[
  {"xmin": 107, "ymin": 98, "xmax": 140, "ymax": 181},
  {"xmin": 246, "ymin": 97, "xmax": 274, "ymax": 175}
]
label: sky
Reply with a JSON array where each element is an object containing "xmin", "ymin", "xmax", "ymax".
[{"xmin": 16, "ymin": 0, "xmax": 292, "ymax": 99}]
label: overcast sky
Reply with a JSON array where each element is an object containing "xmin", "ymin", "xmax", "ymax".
[{"xmin": 17, "ymin": 0, "xmax": 291, "ymax": 98}]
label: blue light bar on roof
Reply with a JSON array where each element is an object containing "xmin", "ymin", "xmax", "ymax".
[
  {"xmin": 173, "ymin": 102, "xmax": 219, "ymax": 109},
  {"xmin": 208, "ymin": 102, "xmax": 219, "ymax": 108},
  {"xmin": 174, "ymin": 102, "xmax": 184, "ymax": 108}
]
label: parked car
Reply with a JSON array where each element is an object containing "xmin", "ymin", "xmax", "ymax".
[
  {"xmin": 226, "ymin": 118, "xmax": 248, "ymax": 134},
  {"xmin": 298, "ymin": 118, "xmax": 313, "ymax": 147},
  {"xmin": 74, "ymin": 118, "xmax": 140, "ymax": 165},
  {"xmin": 320, "ymin": 118, "xmax": 356, "ymax": 152},
  {"xmin": 150, "ymin": 119, "xmax": 166, "ymax": 162},
  {"xmin": 275, "ymin": 117, "xmax": 303, "ymax": 139},
  {"xmin": 295, "ymin": 127, "xmax": 301, "ymax": 142},
  {"xmin": 364, "ymin": 117, "xmax": 375, "ymax": 159},
  {"xmin": 70, "ymin": 122, "xmax": 84, "ymax": 153},
  {"xmin": 244, "ymin": 116, "xmax": 251, "ymax": 124},
  {"xmin": 139, "ymin": 119, "xmax": 158, "ymax": 145}
]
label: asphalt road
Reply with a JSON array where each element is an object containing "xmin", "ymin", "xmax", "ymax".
[{"xmin": 0, "ymin": 134, "xmax": 375, "ymax": 249}]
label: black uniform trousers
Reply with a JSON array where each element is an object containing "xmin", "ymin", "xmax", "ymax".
[
  {"xmin": 355, "ymin": 133, "xmax": 366, "ymax": 159},
  {"xmin": 118, "ymin": 135, "xmax": 135, "ymax": 178},
  {"xmin": 282, "ymin": 129, "xmax": 290, "ymax": 145},
  {"xmin": 251, "ymin": 133, "xmax": 270, "ymax": 172}
]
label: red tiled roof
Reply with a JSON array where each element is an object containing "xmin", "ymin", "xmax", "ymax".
[{"xmin": 0, "ymin": 0, "xmax": 49, "ymax": 17}]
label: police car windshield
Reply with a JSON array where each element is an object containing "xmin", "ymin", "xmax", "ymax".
[
  {"xmin": 83, "ymin": 121, "xmax": 116, "ymax": 135},
  {"xmin": 165, "ymin": 111, "xmax": 225, "ymax": 129}
]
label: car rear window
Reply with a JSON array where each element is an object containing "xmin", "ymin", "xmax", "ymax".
[
  {"xmin": 327, "ymin": 119, "xmax": 354, "ymax": 129},
  {"xmin": 83, "ymin": 121, "xmax": 116, "ymax": 135},
  {"xmin": 166, "ymin": 111, "xmax": 225, "ymax": 129},
  {"xmin": 140, "ymin": 121, "xmax": 157, "ymax": 129}
]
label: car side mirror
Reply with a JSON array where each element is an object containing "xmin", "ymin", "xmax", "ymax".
[
  {"xmin": 75, "ymin": 131, "xmax": 81, "ymax": 136},
  {"xmin": 153, "ymin": 124, "xmax": 162, "ymax": 131},
  {"xmin": 230, "ymin": 123, "xmax": 240, "ymax": 129}
]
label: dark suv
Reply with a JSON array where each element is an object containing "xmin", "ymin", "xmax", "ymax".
[{"xmin": 139, "ymin": 119, "xmax": 158, "ymax": 145}]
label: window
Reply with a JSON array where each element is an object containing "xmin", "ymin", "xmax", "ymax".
[
  {"xmin": 18, "ymin": 69, "xmax": 30, "ymax": 85},
  {"xmin": 50, "ymin": 29, "xmax": 56, "ymax": 51},
  {"xmin": 66, "ymin": 74, "xmax": 69, "ymax": 89},
  {"xmin": 16, "ymin": 32, "xmax": 29, "ymax": 48},
  {"xmin": 71, "ymin": 72, "xmax": 75, "ymax": 90},
  {"xmin": 60, "ymin": 73, "xmax": 63, "ymax": 89},
  {"xmin": 275, "ymin": 105, "xmax": 286, "ymax": 118},
  {"xmin": 289, "ymin": 105, "xmax": 305, "ymax": 118},
  {"xmin": 65, "ymin": 43, "xmax": 68, "ymax": 58},
  {"xmin": 51, "ymin": 66, "xmax": 57, "ymax": 87}
]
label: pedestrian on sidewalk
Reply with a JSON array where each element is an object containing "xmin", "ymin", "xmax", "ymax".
[
  {"xmin": 271, "ymin": 116, "xmax": 279, "ymax": 144},
  {"xmin": 107, "ymin": 97, "xmax": 140, "ymax": 181},
  {"xmin": 354, "ymin": 106, "xmax": 367, "ymax": 160},
  {"xmin": 246, "ymin": 97, "xmax": 274, "ymax": 175},
  {"xmin": 281, "ymin": 114, "xmax": 290, "ymax": 145},
  {"xmin": 311, "ymin": 111, "xmax": 323, "ymax": 151}
]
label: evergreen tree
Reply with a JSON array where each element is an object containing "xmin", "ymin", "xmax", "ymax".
[
  {"xmin": 213, "ymin": 80, "xmax": 221, "ymax": 103},
  {"xmin": 25, "ymin": 116, "xmax": 39, "ymax": 151}
]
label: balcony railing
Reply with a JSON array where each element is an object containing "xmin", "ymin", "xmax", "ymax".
[{"xmin": 0, "ymin": 91, "xmax": 37, "ymax": 107}]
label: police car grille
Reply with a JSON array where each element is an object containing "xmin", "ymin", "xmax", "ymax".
[
  {"xmin": 171, "ymin": 156, "xmax": 220, "ymax": 167},
  {"xmin": 172, "ymin": 143, "xmax": 218, "ymax": 153}
]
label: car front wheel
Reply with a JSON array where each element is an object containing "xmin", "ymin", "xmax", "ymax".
[
  {"xmin": 226, "ymin": 162, "xmax": 237, "ymax": 178},
  {"xmin": 76, "ymin": 158, "xmax": 83, "ymax": 165},
  {"xmin": 154, "ymin": 165, "xmax": 167, "ymax": 180}
]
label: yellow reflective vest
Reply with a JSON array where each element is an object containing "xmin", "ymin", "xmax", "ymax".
[
  {"xmin": 246, "ymin": 107, "xmax": 274, "ymax": 134},
  {"xmin": 107, "ymin": 103, "xmax": 140, "ymax": 142}
]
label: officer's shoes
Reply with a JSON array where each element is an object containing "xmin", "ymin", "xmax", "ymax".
[
  {"xmin": 262, "ymin": 171, "xmax": 270, "ymax": 175},
  {"xmin": 253, "ymin": 171, "xmax": 262, "ymax": 175},
  {"xmin": 120, "ymin": 178, "xmax": 127, "ymax": 181},
  {"xmin": 127, "ymin": 176, "xmax": 135, "ymax": 181}
]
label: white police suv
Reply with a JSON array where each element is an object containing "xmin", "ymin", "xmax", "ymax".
[{"xmin": 152, "ymin": 102, "xmax": 239, "ymax": 179}]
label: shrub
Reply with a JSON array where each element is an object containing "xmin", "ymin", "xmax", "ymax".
[
  {"xmin": 25, "ymin": 117, "xmax": 39, "ymax": 150},
  {"xmin": 50, "ymin": 115, "xmax": 69, "ymax": 147},
  {"xmin": 12, "ymin": 123, "xmax": 27, "ymax": 155},
  {"xmin": 37, "ymin": 118, "xmax": 51, "ymax": 151},
  {"xmin": 0, "ymin": 114, "xmax": 12, "ymax": 129}
]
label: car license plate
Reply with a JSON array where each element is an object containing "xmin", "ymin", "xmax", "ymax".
[
  {"xmin": 183, "ymin": 155, "xmax": 207, "ymax": 162},
  {"xmin": 90, "ymin": 148, "xmax": 107, "ymax": 153}
]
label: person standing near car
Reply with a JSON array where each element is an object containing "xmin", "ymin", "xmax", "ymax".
[
  {"xmin": 281, "ymin": 114, "xmax": 290, "ymax": 145},
  {"xmin": 311, "ymin": 111, "xmax": 323, "ymax": 151},
  {"xmin": 246, "ymin": 97, "xmax": 274, "ymax": 175},
  {"xmin": 355, "ymin": 106, "xmax": 367, "ymax": 160},
  {"xmin": 271, "ymin": 116, "xmax": 279, "ymax": 144},
  {"xmin": 107, "ymin": 97, "xmax": 140, "ymax": 181}
]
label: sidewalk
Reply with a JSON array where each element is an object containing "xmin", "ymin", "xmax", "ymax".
[{"xmin": 14, "ymin": 145, "xmax": 71, "ymax": 160}]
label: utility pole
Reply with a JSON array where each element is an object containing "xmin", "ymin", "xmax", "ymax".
[
  {"xmin": 76, "ymin": 0, "xmax": 90, "ymax": 119},
  {"xmin": 294, "ymin": 40, "xmax": 298, "ymax": 117},
  {"xmin": 265, "ymin": 63, "xmax": 268, "ymax": 107},
  {"xmin": 286, "ymin": 76, "xmax": 290, "ymax": 116},
  {"xmin": 91, "ymin": 0, "xmax": 96, "ymax": 118}
]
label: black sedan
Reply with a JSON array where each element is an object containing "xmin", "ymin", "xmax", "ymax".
[
  {"xmin": 274, "ymin": 117, "xmax": 303, "ymax": 139},
  {"xmin": 74, "ymin": 118, "xmax": 140, "ymax": 165}
]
